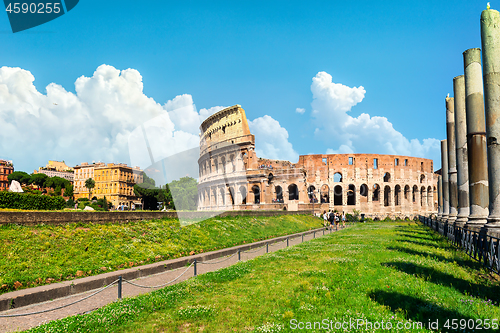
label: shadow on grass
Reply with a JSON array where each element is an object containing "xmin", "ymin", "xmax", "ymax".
[
  {"xmin": 386, "ymin": 246, "xmax": 481, "ymax": 269},
  {"xmin": 396, "ymin": 231, "xmax": 438, "ymax": 241},
  {"xmin": 369, "ymin": 291, "xmax": 495, "ymax": 332},
  {"xmin": 396, "ymin": 239, "xmax": 445, "ymax": 249},
  {"xmin": 383, "ymin": 261, "xmax": 500, "ymax": 303}
]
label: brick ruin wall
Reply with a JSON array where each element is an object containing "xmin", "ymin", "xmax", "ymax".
[{"xmin": 198, "ymin": 105, "xmax": 438, "ymax": 219}]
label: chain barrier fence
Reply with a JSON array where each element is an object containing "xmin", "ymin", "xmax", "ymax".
[
  {"xmin": 419, "ymin": 215, "xmax": 500, "ymax": 276},
  {"xmin": 0, "ymin": 225, "xmax": 348, "ymax": 318}
]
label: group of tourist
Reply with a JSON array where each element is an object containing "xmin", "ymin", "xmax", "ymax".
[
  {"xmin": 258, "ymin": 164, "xmax": 274, "ymax": 170},
  {"xmin": 323, "ymin": 210, "xmax": 346, "ymax": 228},
  {"xmin": 272, "ymin": 198, "xmax": 284, "ymax": 203}
]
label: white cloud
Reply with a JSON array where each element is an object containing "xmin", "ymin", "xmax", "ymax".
[
  {"xmin": 311, "ymin": 71, "xmax": 440, "ymax": 165},
  {"xmin": 0, "ymin": 65, "xmax": 208, "ymax": 173},
  {"xmin": 249, "ymin": 115, "xmax": 299, "ymax": 162},
  {"xmin": 295, "ymin": 107, "xmax": 305, "ymax": 114}
]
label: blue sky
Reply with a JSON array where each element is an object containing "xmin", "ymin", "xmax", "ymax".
[{"xmin": 0, "ymin": 0, "xmax": 490, "ymax": 176}]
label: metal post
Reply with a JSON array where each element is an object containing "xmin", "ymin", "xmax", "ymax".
[
  {"xmin": 454, "ymin": 75, "xmax": 470, "ymax": 227},
  {"xmin": 118, "ymin": 276, "xmax": 122, "ymax": 300},
  {"xmin": 193, "ymin": 259, "xmax": 197, "ymax": 276},
  {"xmin": 313, "ymin": 231, "xmax": 315, "ymax": 238},
  {"xmin": 323, "ymin": 228, "xmax": 325, "ymax": 236},
  {"xmin": 287, "ymin": 237, "xmax": 289, "ymax": 247},
  {"xmin": 446, "ymin": 95, "xmax": 458, "ymax": 223},
  {"xmin": 238, "ymin": 249, "xmax": 241, "ymax": 261},
  {"xmin": 301, "ymin": 234, "xmax": 304, "ymax": 242},
  {"xmin": 463, "ymin": 47, "xmax": 489, "ymax": 227},
  {"xmin": 481, "ymin": 8, "xmax": 500, "ymax": 229},
  {"xmin": 266, "ymin": 242, "xmax": 269, "ymax": 253}
]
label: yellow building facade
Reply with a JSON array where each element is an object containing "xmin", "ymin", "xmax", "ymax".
[{"xmin": 74, "ymin": 162, "xmax": 143, "ymax": 209}]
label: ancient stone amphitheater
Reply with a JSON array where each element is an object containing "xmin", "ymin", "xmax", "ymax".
[{"xmin": 198, "ymin": 105, "xmax": 438, "ymax": 219}]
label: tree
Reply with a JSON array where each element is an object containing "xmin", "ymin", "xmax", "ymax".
[
  {"xmin": 168, "ymin": 177, "xmax": 198, "ymax": 210},
  {"xmin": 8, "ymin": 171, "xmax": 31, "ymax": 185},
  {"xmin": 30, "ymin": 173, "xmax": 48, "ymax": 187},
  {"xmin": 134, "ymin": 184, "xmax": 159, "ymax": 210},
  {"xmin": 65, "ymin": 183, "xmax": 74, "ymax": 198},
  {"xmin": 85, "ymin": 178, "xmax": 95, "ymax": 200}
]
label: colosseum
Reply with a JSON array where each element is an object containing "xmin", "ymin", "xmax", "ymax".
[{"xmin": 198, "ymin": 105, "xmax": 438, "ymax": 219}]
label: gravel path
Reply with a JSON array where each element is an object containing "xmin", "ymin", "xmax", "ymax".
[{"xmin": 0, "ymin": 226, "xmax": 345, "ymax": 333}]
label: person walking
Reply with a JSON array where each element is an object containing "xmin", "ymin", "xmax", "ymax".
[
  {"xmin": 323, "ymin": 210, "xmax": 328, "ymax": 228},
  {"xmin": 341, "ymin": 211, "xmax": 346, "ymax": 227}
]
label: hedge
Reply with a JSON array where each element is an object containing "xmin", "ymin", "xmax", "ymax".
[{"xmin": 0, "ymin": 191, "xmax": 66, "ymax": 210}]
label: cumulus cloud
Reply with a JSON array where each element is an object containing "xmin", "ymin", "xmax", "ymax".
[
  {"xmin": 295, "ymin": 107, "xmax": 305, "ymax": 114},
  {"xmin": 311, "ymin": 71, "xmax": 440, "ymax": 165},
  {"xmin": 249, "ymin": 115, "xmax": 299, "ymax": 162},
  {"xmin": 0, "ymin": 65, "xmax": 206, "ymax": 174}
]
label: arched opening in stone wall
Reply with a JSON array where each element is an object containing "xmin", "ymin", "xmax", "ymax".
[
  {"xmin": 334, "ymin": 172, "xmax": 343, "ymax": 182},
  {"xmin": 229, "ymin": 186, "xmax": 235, "ymax": 205},
  {"xmin": 433, "ymin": 186, "xmax": 437, "ymax": 210},
  {"xmin": 214, "ymin": 158, "xmax": 218, "ymax": 174},
  {"xmin": 288, "ymin": 184, "xmax": 299, "ymax": 201},
  {"xmin": 412, "ymin": 185, "xmax": 418, "ymax": 203},
  {"xmin": 307, "ymin": 185, "xmax": 317, "ymax": 203},
  {"xmin": 360, "ymin": 184, "xmax": 368, "ymax": 203},
  {"xmin": 420, "ymin": 186, "xmax": 426, "ymax": 206},
  {"xmin": 222, "ymin": 156, "xmax": 226, "ymax": 174},
  {"xmin": 212, "ymin": 188, "xmax": 218, "ymax": 206},
  {"xmin": 334, "ymin": 185, "xmax": 342, "ymax": 205},
  {"xmin": 275, "ymin": 185, "xmax": 283, "ymax": 202},
  {"xmin": 252, "ymin": 185, "xmax": 260, "ymax": 204},
  {"xmin": 384, "ymin": 186, "xmax": 391, "ymax": 207},
  {"xmin": 230, "ymin": 154, "xmax": 235, "ymax": 173},
  {"xmin": 220, "ymin": 187, "xmax": 225, "ymax": 206},
  {"xmin": 373, "ymin": 184, "xmax": 380, "ymax": 202},
  {"xmin": 404, "ymin": 185, "xmax": 410, "ymax": 201},
  {"xmin": 384, "ymin": 173, "xmax": 391, "ymax": 182},
  {"xmin": 427, "ymin": 186, "xmax": 432, "ymax": 206},
  {"xmin": 394, "ymin": 185, "xmax": 401, "ymax": 206},
  {"xmin": 347, "ymin": 184, "xmax": 355, "ymax": 205},
  {"xmin": 321, "ymin": 184, "xmax": 329, "ymax": 203},
  {"xmin": 239, "ymin": 186, "xmax": 247, "ymax": 205},
  {"xmin": 420, "ymin": 174, "xmax": 425, "ymax": 183}
]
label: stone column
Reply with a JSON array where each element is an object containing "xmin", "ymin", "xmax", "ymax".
[
  {"xmin": 482, "ymin": 9, "xmax": 500, "ymax": 229},
  {"xmin": 463, "ymin": 48, "xmax": 489, "ymax": 227},
  {"xmin": 441, "ymin": 140, "xmax": 449, "ymax": 221},
  {"xmin": 446, "ymin": 96, "xmax": 458, "ymax": 223},
  {"xmin": 438, "ymin": 175, "xmax": 443, "ymax": 219},
  {"xmin": 453, "ymin": 75, "xmax": 470, "ymax": 226}
]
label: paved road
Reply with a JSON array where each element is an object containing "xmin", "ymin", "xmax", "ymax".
[{"xmin": 0, "ymin": 226, "xmax": 344, "ymax": 333}]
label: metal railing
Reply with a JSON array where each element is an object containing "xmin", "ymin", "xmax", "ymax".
[{"xmin": 419, "ymin": 215, "xmax": 500, "ymax": 276}]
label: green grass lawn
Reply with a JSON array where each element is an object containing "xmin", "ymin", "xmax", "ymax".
[
  {"xmin": 0, "ymin": 215, "xmax": 322, "ymax": 293},
  {"xmin": 25, "ymin": 221, "xmax": 500, "ymax": 332}
]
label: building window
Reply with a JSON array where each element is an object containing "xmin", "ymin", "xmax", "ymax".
[
  {"xmin": 374, "ymin": 158, "xmax": 378, "ymax": 169},
  {"xmin": 322, "ymin": 158, "xmax": 327, "ymax": 165},
  {"xmin": 395, "ymin": 158, "xmax": 399, "ymax": 166},
  {"xmin": 404, "ymin": 159, "xmax": 408, "ymax": 166},
  {"xmin": 349, "ymin": 157, "xmax": 354, "ymax": 165}
]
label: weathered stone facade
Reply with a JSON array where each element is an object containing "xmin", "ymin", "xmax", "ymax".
[{"xmin": 198, "ymin": 105, "xmax": 438, "ymax": 219}]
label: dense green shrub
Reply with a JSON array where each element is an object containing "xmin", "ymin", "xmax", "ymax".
[
  {"xmin": 65, "ymin": 198, "xmax": 75, "ymax": 208},
  {"xmin": 0, "ymin": 191, "xmax": 65, "ymax": 210}
]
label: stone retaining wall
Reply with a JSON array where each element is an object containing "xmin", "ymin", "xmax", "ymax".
[{"xmin": 0, "ymin": 210, "xmax": 314, "ymax": 226}]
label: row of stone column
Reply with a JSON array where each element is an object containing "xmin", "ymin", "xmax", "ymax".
[{"xmin": 437, "ymin": 8, "xmax": 500, "ymax": 230}]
